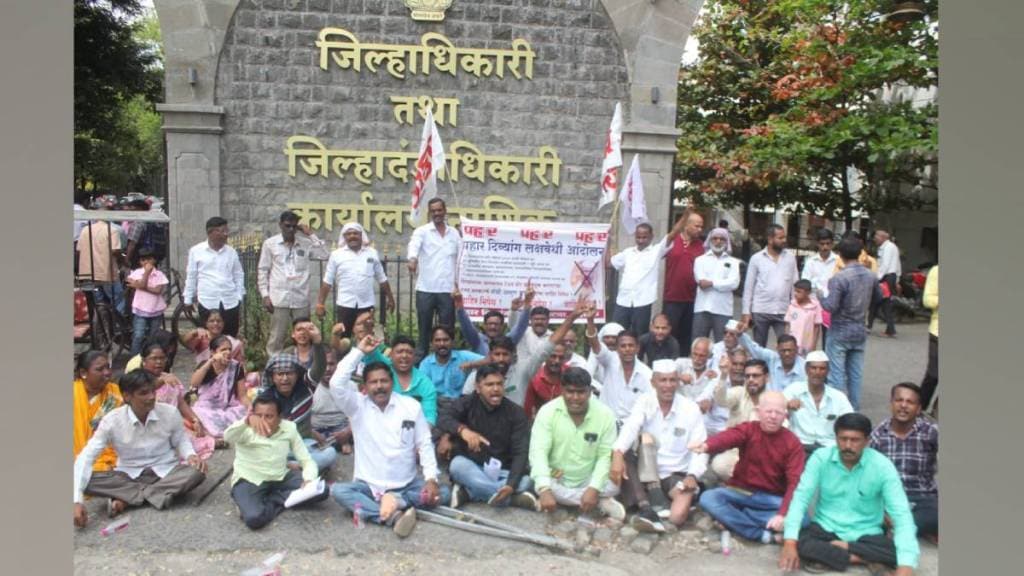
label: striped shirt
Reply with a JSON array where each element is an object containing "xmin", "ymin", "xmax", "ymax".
[{"xmin": 869, "ymin": 417, "xmax": 939, "ymax": 496}]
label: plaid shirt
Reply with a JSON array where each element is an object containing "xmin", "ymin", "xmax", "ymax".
[
  {"xmin": 821, "ymin": 262, "xmax": 881, "ymax": 342},
  {"xmin": 870, "ymin": 417, "xmax": 939, "ymax": 496}
]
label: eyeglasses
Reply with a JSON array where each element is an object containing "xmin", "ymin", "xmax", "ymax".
[{"xmin": 744, "ymin": 373, "xmax": 764, "ymax": 379}]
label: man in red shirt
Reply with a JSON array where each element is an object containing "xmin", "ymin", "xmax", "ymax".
[
  {"xmin": 662, "ymin": 212, "xmax": 705, "ymax": 355},
  {"xmin": 690, "ymin": 391, "xmax": 806, "ymax": 544},
  {"xmin": 523, "ymin": 343, "xmax": 568, "ymax": 419}
]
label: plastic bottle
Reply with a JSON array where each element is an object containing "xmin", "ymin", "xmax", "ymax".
[
  {"xmin": 352, "ymin": 503, "xmax": 365, "ymax": 530},
  {"xmin": 720, "ymin": 530, "xmax": 732, "ymax": 556},
  {"xmin": 240, "ymin": 552, "xmax": 285, "ymax": 576},
  {"xmin": 100, "ymin": 516, "xmax": 130, "ymax": 536}
]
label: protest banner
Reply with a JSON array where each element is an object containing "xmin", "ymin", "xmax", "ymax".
[{"xmin": 457, "ymin": 218, "xmax": 611, "ymax": 322}]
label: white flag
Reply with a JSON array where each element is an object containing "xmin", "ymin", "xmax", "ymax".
[
  {"xmin": 619, "ymin": 154, "xmax": 648, "ymax": 234},
  {"xmin": 409, "ymin": 108, "xmax": 446, "ymax": 226},
  {"xmin": 599, "ymin": 102, "xmax": 623, "ymax": 209}
]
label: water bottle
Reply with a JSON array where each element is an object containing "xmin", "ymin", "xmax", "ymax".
[
  {"xmin": 100, "ymin": 515, "xmax": 130, "ymax": 536},
  {"xmin": 352, "ymin": 503, "xmax": 365, "ymax": 530},
  {"xmin": 720, "ymin": 530, "xmax": 732, "ymax": 556},
  {"xmin": 240, "ymin": 552, "xmax": 285, "ymax": 576}
]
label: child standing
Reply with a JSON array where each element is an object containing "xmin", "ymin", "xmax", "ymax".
[
  {"xmin": 126, "ymin": 248, "xmax": 168, "ymax": 356},
  {"xmin": 785, "ymin": 279, "xmax": 823, "ymax": 356}
]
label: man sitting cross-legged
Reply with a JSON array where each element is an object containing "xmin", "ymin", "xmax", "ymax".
[
  {"xmin": 610, "ymin": 359, "xmax": 708, "ymax": 532},
  {"xmin": 439, "ymin": 364, "xmax": 538, "ymax": 510},
  {"xmin": 530, "ymin": 366, "xmax": 626, "ymax": 521},
  {"xmin": 691, "ymin": 391, "xmax": 806, "ymax": 544},
  {"xmin": 779, "ymin": 413, "xmax": 919, "ymax": 575},
  {"xmin": 329, "ymin": 335, "xmax": 449, "ymax": 538},
  {"xmin": 226, "ymin": 394, "xmax": 329, "ymax": 530},
  {"xmin": 73, "ymin": 369, "xmax": 207, "ymax": 527}
]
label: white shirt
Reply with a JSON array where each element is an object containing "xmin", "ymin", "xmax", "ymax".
[
  {"xmin": 708, "ymin": 340, "xmax": 740, "ymax": 373},
  {"xmin": 258, "ymin": 233, "xmax": 329, "ymax": 308},
  {"xmin": 693, "ymin": 251, "xmax": 741, "ymax": 316},
  {"xmin": 323, "ymin": 245, "xmax": 388, "ymax": 308},
  {"xmin": 515, "ymin": 324, "xmax": 552, "ymax": 363},
  {"xmin": 801, "ymin": 251, "xmax": 838, "ymax": 298},
  {"xmin": 329, "ymin": 348, "xmax": 438, "ymax": 494},
  {"xmin": 610, "ymin": 238, "xmax": 669, "ymax": 307},
  {"xmin": 594, "ymin": 346, "xmax": 653, "ymax": 420},
  {"xmin": 184, "ymin": 241, "xmax": 245, "ymax": 309},
  {"xmin": 73, "ymin": 403, "xmax": 195, "ymax": 503},
  {"xmin": 407, "ymin": 222, "xmax": 460, "ymax": 293},
  {"xmin": 877, "ymin": 240, "xmax": 902, "ymax": 278},
  {"xmin": 675, "ymin": 358, "xmax": 729, "ymax": 435},
  {"xmin": 782, "ymin": 381, "xmax": 854, "ymax": 447},
  {"xmin": 613, "ymin": 392, "xmax": 709, "ymax": 479}
]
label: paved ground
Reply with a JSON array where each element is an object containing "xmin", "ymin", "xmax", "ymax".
[{"xmin": 74, "ymin": 321, "xmax": 936, "ymax": 575}]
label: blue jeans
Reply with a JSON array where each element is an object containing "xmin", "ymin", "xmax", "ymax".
[
  {"xmin": 288, "ymin": 438, "xmax": 338, "ymax": 472},
  {"xmin": 331, "ymin": 478, "xmax": 450, "ymax": 524},
  {"xmin": 448, "ymin": 455, "xmax": 533, "ymax": 505},
  {"xmin": 700, "ymin": 487, "xmax": 795, "ymax": 541},
  {"xmin": 826, "ymin": 338, "xmax": 866, "ymax": 410},
  {"xmin": 415, "ymin": 291, "xmax": 455, "ymax": 361},
  {"xmin": 94, "ymin": 281, "xmax": 127, "ymax": 316},
  {"xmin": 131, "ymin": 314, "xmax": 163, "ymax": 356}
]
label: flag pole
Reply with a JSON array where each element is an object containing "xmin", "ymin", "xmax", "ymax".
[{"xmin": 605, "ymin": 197, "xmax": 621, "ymax": 308}]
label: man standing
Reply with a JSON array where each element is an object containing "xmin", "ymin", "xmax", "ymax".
[
  {"xmin": 782, "ymin": 351, "xmax": 853, "ymax": 457},
  {"xmin": 76, "ymin": 212, "xmax": 126, "ymax": 350},
  {"xmin": 692, "ymin": 227, "xmax": 741, "ymax": 342},
  {"xmin": 316, "ymin": 222, "xmax": 394, "ymax": 339},
  {"xmin": 259, "ymin": 211, "xmax": 329, "ymax": 355},
  {"xmin": 183, "ymin": 217, "xmax": 245, "ymax": 337},
  {"xmin": 741, "ymin": 224, "xmax": 799, "ymax": 347},
  {"xmin": 870, "ymin": 230, "xmax": 902, "ymax": 337},
  {"xmin": 740, "ymin": 332, "xmax": 806, "ymax": 392},
  {"xmin": 407, "ymin": 198, "xmax": 460, "ymax": 359},
  {"xmin": 801, "ymin": 229, "xmax": 837, "ymax": 346},
  {"xmin": 607, "ymin": 218, "xmax": 687, "ymax": 336},
  {"xmin": 586, "ymin": 312, "xmax": 653, "ymax": 423},
  {"xmin": 870, "ymin": 383, "xmax": 938, "ymax": 542},
  {"xmin": 822, "ymin": 236, "xmax": 882, "ymax": 411},
  {"xmin": 663, "ymin": 212, "xmax": 705, "ymax": 353},
  {"xmin": 637, "ymin": 313, "xmax": 681, "ymax": 366},
  {"xmin": 691, "ymin": 392, "xmax": 806, "ymax": 544},
  {"xmin": 73, "ymin": 370, "xmax": 207, "ymax": 527},
  {"xmin": 779, "ymin": 414, "xmax": 919, "ymax": 575},
  {"xmin": 611, "ymin": 359, "xmax": 708, "ymax": 531},
  {"xmin": 329, "ymin": 337, "xmax": 449, "ymax": 538},
  {"xmin": 226, "ymin": 395, "xmax": 329, "ymax": 530},
  {"xmin": 439, "ymin": 364, "xmax": 538, "ymax": 510},
  {"xmin": 530, "ymin": 367, "xmax": 626, "ymax": 520}
]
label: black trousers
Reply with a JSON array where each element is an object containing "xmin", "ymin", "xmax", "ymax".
[
  {"xmin": 231, "ymin": 469, "xmax": 327, "ymax": 530},
  {"xmin": 663, "ymin": 301, "xmax": 695, "ymax": 356},
  {"xmin": 868, "ymin": 273, "xmax": 898, "ymax": 335},
  {"xmin": 198, "ymin": 302, "xmax": 241, "ymax": 338},
  {"xmin": 797, "ymin": 522, "xmax": 898, "ymax": 571},
  {"xmin": 920, "ymin": 334, "xmax": 938, "ymax": 411},
  {"xmin": 335, "ymin": 305, "xmax": 375, "ymax": 338}
]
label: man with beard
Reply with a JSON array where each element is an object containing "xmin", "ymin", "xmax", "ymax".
[
  {"xmin": 611, "ymin": 359, "xmax": 708, "ymax": 532},
  {"xmin": 440, "ymin": 364, "xmax": 538, "ymax": 510},
  {"xmin": 740, "ymin": 332, "xmax": 806, "ymax": 392},
  {"xmin": 779, "ymin": 414, "xmax": 918, "ymax": 575},
  {"xmin": 512, "ymin": 305, "xmax": 554, "ymax": 361},
  {"xmin": 530, "ymin": 367, "xmax": 626, "ymax": 521},
  {"xmin": 663, "ymin": 212, "xmax": 706, "ymax": 352},
  {"xmin": 364, "ymin": 335, "xmax": 439, "ymax": 425},
  {"xmin": 675, "ymin": 337, "xmax": 728, "ymax": 436},
  {"xmin": 741, "ymin": 224, "xmax": 799, "ymax": 347},
  {"xmin": 316, "ymin": 222, "xmax": 394, "ymax": 339},
  {"xmin": 329, "ymin": 336, "xmax": 448, "ymax": 538},
  {"xmin": 691, "ymin": 392, "xmax": 806, "ymax": 545},
  {"xmin": 693, "ymin": 227, "xmax": 741, "ymax": 342},
  {"xmin": 311, "ymin": 347, "xmax": 353, "ymax": 456},
  {"xmin": 870, "ymin": 383, "xmax": 938, "ymax": 542},
  {"xmin": 524, "ymin": 342, "xmax": 570, "ymax": 419},
  {"xmin": 783, "ymin": 352, "xmax": 853, "ymax": 457},
  {"xmin": 407, "ymin": 198, "xmax": 461, "ymax": 360},
  {"xmin": 608, "ymin": 218, "xmax": 688, "ymax": 336},
  {"xmin": 585, "ymin": 310, "xmax": 653, "ymax": 424},
  {"xmin": 561, "ymin": 330, "xmax": 590, "ymax": 371},
  {"xmin": 710, "ymin": 352, "xmax": 762, "ymax": 480},
  {"xmin": 453, "ymin": 284, "xmax": 532, "ymax": 356},
  {"xmin": 418, "ymin": 325, "xmax": 484, "ymax": 411},
  {"xmin": 638, "ymin": 313, "xmax": 681, "ymax": 366}
]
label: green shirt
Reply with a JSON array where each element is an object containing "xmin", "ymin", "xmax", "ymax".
[
  {"xmin": 529, "ymin": 397, "xmax": 617, "ymax": 492},
  {"xmin": 224, "ymin": 418, "xmax": 318, "ymax": 487},
  {"xmin": 365, "ymin": 347, "xmax": 438, "ymax": 425},
  {"xmin": 784, "ymin": 446, "xmax": 919, "ymax": 568}
]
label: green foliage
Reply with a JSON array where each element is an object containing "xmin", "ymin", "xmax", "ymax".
[{"xmin": 675, "ymin": 0, "xmax": 938, "ymax": 223}]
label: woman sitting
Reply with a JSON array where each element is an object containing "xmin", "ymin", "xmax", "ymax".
[
  {"xmin": 124, "ymin": 329, "xmax": 180, "ymax": 373},
  {"xmin": 181, "ymin": 309, "xmax": 245, "ymax": 366},
  {"xmin": 73, "ymin": 351, "xmax": 123, "ymax": 473},
  {"xmin": 190, "ymin": 335, "xmax": 251, "ymax": 444}
]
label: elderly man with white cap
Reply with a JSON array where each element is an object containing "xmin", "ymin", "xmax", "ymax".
[
  {"xmin": 709, "ymin": 319, "xmax": 745, "ymax": 373},
  {"xmin": 692, "ymin": 227, "xmax": 741, "ymax": 343},
  {"xmin": 610, "ymin": 358, "xmax": 708, "ymax": 532},
  {"xmin": 585, "ymin": 321, "xmax": 624, "ymax": 392},
  {"xmin": 317, "ymin": 222, "xmax": 395, "ymax": 338},
  {"xmin": 782, "ymin": 351, "xmax": 854, "ymax": 458}
]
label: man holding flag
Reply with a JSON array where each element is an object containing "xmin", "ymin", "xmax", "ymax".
[
  {"xmin": 605, "ymin": 155, "xmax": 687, "ymax": 335},
  {"xmin": 407, "ymin": 109, "xmax": 459, "ymax": 361}
]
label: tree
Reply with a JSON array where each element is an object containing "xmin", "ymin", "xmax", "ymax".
[
  {"xmin": 75, "ymin": 0, "xmax": 164, "ymax": 195},
  {"xmin": 675, "ymin": 0, "xmax": 938, "ymax": 230}
]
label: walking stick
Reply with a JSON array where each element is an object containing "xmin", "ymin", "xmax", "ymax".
[{"xmin": 417, "ymin": 509, "xmax": 575, "ymax": 552}]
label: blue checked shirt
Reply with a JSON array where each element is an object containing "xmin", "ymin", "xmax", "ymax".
[{"xmin": 821, "ymin": 262, "xmax": 881, "ymax": 343}]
